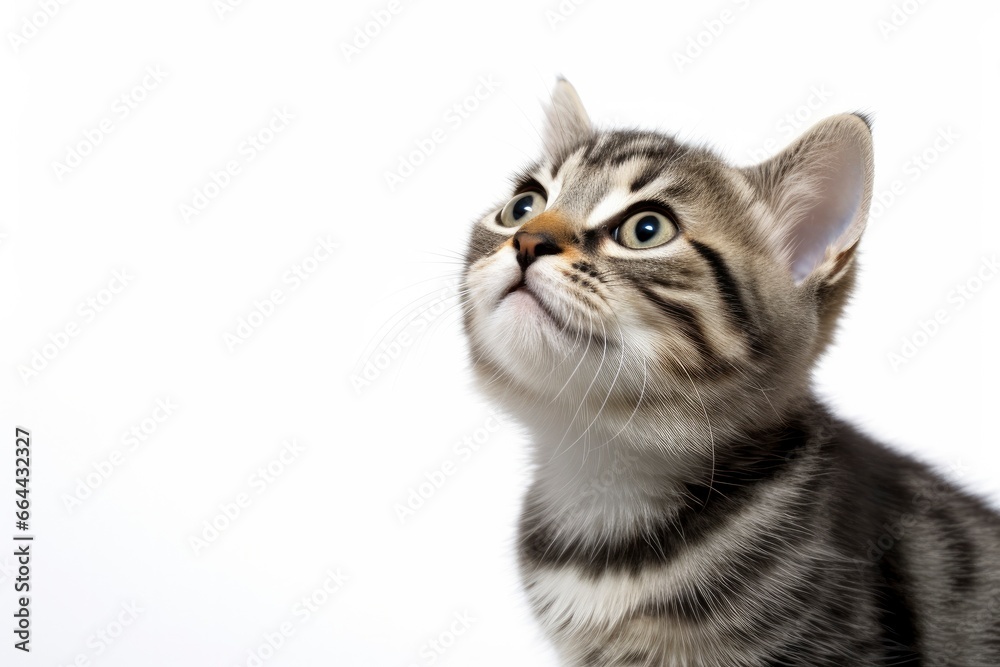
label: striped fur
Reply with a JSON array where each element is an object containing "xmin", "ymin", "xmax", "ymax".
[{"xmin": 460, "ymin": 80, "xmax": 1000, "ymax": 666}]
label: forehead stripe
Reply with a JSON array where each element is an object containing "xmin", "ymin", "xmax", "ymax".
[{"xmin": 585, "ymin": 189, "xmax": 636, "ymax": 229}]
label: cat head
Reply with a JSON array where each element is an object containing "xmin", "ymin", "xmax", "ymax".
[{"xmin": 461, "ymin": 79, "xmax": 873, "ymax": 437}]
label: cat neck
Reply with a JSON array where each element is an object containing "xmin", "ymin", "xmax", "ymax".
[{"xmin": 511, "ymin": 390, "xmax": 817, "ymax": 540}]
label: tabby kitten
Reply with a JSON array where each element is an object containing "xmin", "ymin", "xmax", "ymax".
[{"xmin": 460, "ymin": 79, "xmax": 1000, "ymax": 666}]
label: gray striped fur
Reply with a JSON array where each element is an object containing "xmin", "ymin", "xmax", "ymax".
[{"xmin": 459, "ymin": 80, "xmax": 1000, "ymax": 666}]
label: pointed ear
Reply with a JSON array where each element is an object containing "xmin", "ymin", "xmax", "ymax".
[
  {"xmin": 542, "ymin": 78, "xmax": 592, "ymax": 159},
  {"xmin": 745, "ymin": 113, "xmax": 874, "ymax": 286}
]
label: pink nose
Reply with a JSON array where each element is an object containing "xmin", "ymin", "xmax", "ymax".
[{"xmin": 513, "ymin": 231, "xmax": 562, "ymax": 270}]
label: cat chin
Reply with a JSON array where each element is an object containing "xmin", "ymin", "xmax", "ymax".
[
  {"xmin": 499, "ymin": 288, "xmax": 560, "ymax": 326},
  {"xmin": 470, "ymin": 329, "xmax": 626, "ymax": 407}
]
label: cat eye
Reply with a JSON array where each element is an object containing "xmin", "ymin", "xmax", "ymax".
[
  {"xmin": 612, "ymin": 211, "xmax": 678, "ymax": 249},
  {"xmin": 499, "ymin": 191, "xmax": 547, "ymax": 228}
]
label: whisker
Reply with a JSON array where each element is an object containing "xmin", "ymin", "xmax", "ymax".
[{"xmin": 660, "ymin": 345, "xmax": 717, "ymax": 505}]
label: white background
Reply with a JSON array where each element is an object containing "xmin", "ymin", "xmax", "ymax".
[{"xmin": 1, "ymin": 0, "xmax": 998, "ymax": 665}]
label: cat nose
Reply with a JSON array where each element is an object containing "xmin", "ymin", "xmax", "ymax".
[{"xmin": 513, "ymin": 231, "xmax": 562, "ymax": 271}]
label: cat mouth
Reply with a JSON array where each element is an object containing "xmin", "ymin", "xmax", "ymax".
[
  {"xmin": 499, "ymin": 277, "xmax": 610, "ymax": 346},
  {"xmin": 502, "ymin": 277, "xmax": 560, "ymax": 323},
  {"xmin": 503, "ymin": 277, "xmax": 529, "ymax": 299}
]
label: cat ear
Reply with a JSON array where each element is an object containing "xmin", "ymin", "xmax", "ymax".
[
  {"xmin": 746, "ymin": 114, "xmax": 874, "ymax": 286},
  {"xmin": 542, "ymin": 78, "xmax": 592, "ymax": 158}
]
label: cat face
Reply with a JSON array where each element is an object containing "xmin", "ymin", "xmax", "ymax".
[{"xmin": 461, "ymin": 80, "xmax": 873, "ymax": 429}]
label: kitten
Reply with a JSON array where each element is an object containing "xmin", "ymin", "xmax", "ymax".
[{"xmin": 460, "ymin": 79, "xmax": 1000, "ymax": 666}]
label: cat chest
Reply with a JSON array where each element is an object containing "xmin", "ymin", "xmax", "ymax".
[{"xmin": 522, "ymin": 563, "xmax": 731, "ymax": 664}]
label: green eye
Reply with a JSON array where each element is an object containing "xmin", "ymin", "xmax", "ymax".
[
  {"xmin": 499, "ymin": 191, "xmax": 546, "ymax": 228},
  {"xmin": 612, "ymin": 211, "xmax": 678, "ymax": 249}
]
